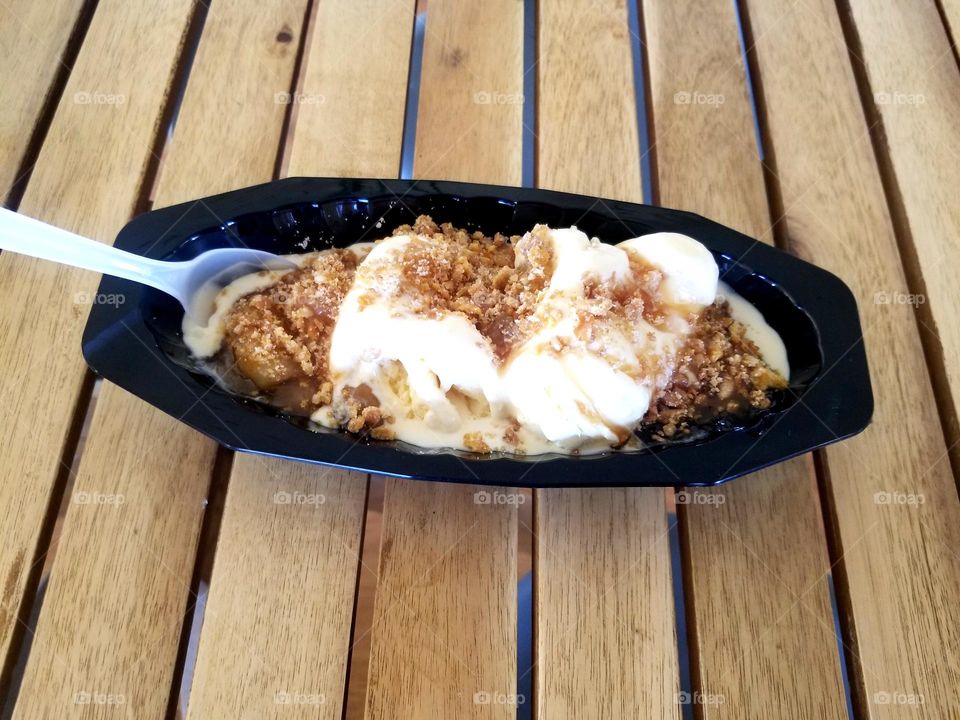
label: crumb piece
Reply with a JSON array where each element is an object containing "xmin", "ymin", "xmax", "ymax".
[
  {"xmin": 463, "ymin": 432, "xmax": 491, "ymax": 453},
  {"xmin": 361, "ymin": 406, "xmax": 383, "ymax": 427},
  {"xmin": 370, "ymin": 425, "xmax": 396, "ymax": 441}
]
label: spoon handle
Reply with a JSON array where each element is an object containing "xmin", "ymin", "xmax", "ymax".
[{"xmin": 0, "ymin": 208, "xmax": 181, "ymax": 298}]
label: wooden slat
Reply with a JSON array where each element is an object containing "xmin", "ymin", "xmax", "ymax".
[
  {"xmin": 0, "ymin": 0, "xmax": 195, "ymax": 692},
  {"xmin": 537, "ymin": 0, "xmax": 642, "ymax": 202},
  {"xmin": 742, "ymin": 0, "xmax": 960, "ymax": 716},
  {"xmin": 845, "ymin": 0, "xmax": 960, "ymax": 461},
  {"xmin": 284, "ymin": 0, "xmax": 414, "ymax": 178},
  {"xmin": 412, "ymin": 0, "xmax": 523, "ymax": 184},
  {"xmin": 535, "ymin": 489, "xmax": 677, "ymax": 718},
  {"xmin": 186, "ymin": 462, "xmax": 366, "ymax": 718},
  {"xmin": 535, "ymin": 1, "xmax": 678, "ymax": 718},
  {"xmin": 642, "ymin": 0, "xmax": 848, "ymax": 716},
  {"xmin": 0, "ymin": 0, "xmax": 87, "ymax": 203},
  {"xmin": 9, "ymin": 2, "xmax": 318, "ymax": 718},
  {"xmin": 186, "ymin": 1, "xmax": 415, "ymax": 717},
  {"xmin": 360, "ymin": 2, "xmax": 523, "ymax": 718},
  {"xmin": 365, "ymin": 480, "xmax": 518, "ymax": 718}
]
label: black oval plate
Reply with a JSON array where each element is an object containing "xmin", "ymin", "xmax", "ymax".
[{"xmin": 81, "ymin": 178, "xmax": 872, "ymax": 487}]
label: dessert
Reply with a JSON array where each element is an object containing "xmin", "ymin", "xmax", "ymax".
[{"xmin": 183, "ymin": 217, "xmax": 789, "ymax": 455}]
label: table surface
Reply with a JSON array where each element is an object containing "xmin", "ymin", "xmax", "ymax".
[{"xmin": 1, "ymin": 0, "xmax": 959, "ymax": 718}]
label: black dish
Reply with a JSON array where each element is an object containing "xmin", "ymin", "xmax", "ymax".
[{"xmin": 82, "ymin": 178, "xmax": 872, "ymax": 487}]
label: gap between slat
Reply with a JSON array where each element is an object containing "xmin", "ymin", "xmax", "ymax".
[
  {"xmin": 521, "ymin": 0, "xmax": 537, "ymax": 188},
  {"xmin": 398, "ymin": 2, "xmax": 427, "ymax": 181},
  {"xmin": 811, "ymin": 449, "xmax": 864, "ymax": 720},
  {"xmin": 627, "ymin": 0, "xmax": 654, "ymax": 205},
  {"xmin": 343, "ymin": 476, "xmax": 386, "ymax": 720},
  {"xmin": 337, "ymin": 476, "xmax": 373, "ymax": 720},
  {"xmin": 668, "ymin": 507, "xmax": 696, "ymax": 720},
  {"xmin": 517, "ymin": 2, "xmax": 538, "ymax": 715},
  {"xmin": 516, "ymin": 488, "xmax": 534, "ymax": 720}
]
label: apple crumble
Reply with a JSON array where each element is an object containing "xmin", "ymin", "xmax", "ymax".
[{"xmin": 183, "ymin": 216, "xmax": 789, "ymax": 455}]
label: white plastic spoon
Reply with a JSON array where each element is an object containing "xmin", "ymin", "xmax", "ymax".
[{"xmin": 0, "ymin": 207, "xmax": 297, "ymax": 320}]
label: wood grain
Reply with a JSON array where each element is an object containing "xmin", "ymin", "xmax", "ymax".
[
  {"xmin": 536, "ymin": 489, "xmax": 678, "ymax": 719},
  {"xmin": 359, "ymin": 3, "xmax": 523, "ymax": 717},
  {"xmin": 844, "ymin": 0, "xmax": 960, "ymax": 467},
  {"xmin": 413, "ymin": 0, "xmax": 524, "ymax": 184},
  {"xmin": 538, "ymin": 0, "xmax": 642, "ymax": 201},
  {"xmin": 365, "ymin": 480, "xmax": 518, "ymax": 720},
  {"xmin": 284, "ymin": 0, "xmax": 415, "ymax": 178},
  {"xmin": 0, "ymin": 0, "xmax": 195, "ymax": 692},
  {"xmin": 535, "ymin": 2, "xmax": 678, "ymax": 718},
  {"xmin": 643, "ymin": 0, "xmax": 847, "ymax": 716},
  {"xmin": 681, "ymin": 463, "xmax": 846, "ymax": 718},
  {"xmin": 0, "ymin": 0, "xmax": 87, "ymax": 203},
  {"xmin": 742, "ymin": 0, "xmax": 960, "ymax": 716},
  {"xmin": 186, "ymin": 462, "xmax": 366, "ymax": 719}
]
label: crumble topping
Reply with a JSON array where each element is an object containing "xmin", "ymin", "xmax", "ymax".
[
  {"xmin": 644, "ymin": 301, "xmax": 789, "ymax": 439},
  {"xmin": 355, "ymin": 216, "xmax": 554, "ymax": 360}
]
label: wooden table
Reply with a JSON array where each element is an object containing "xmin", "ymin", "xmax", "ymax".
[{"xmin": 1, "ymin": 0, "xmax": 959, "ymax": 718}]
